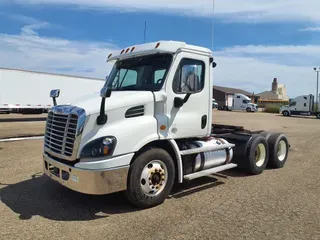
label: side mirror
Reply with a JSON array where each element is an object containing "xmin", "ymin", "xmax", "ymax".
[
  {"xmin": 212, "ymin": 62, "xmax": 217, "ymax": 68},
  {"xmin": 50, "ymin": 89, "xmax": 60, "ymax": 106}
]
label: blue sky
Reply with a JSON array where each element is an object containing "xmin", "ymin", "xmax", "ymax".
[{"xmin": 1, "ymin": 0, "xmax": 320, "ymax": 97}]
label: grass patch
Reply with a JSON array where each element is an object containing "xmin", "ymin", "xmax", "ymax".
[{"xmin": 264, "ymin": 105, "xmax": 280, "ymax": 113}]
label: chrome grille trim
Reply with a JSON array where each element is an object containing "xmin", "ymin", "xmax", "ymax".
[{"xmin": 44, "ymin": 105, "xmax": 86, "ymax": 161}]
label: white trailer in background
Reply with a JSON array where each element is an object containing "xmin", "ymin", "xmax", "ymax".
[
  {"xmin": 0, "ymin": 68, "xmax": 105, "ymax": 114},
  {"xmin": 219, "ymin": 93, "xmax": 258, "ymax": 112}
]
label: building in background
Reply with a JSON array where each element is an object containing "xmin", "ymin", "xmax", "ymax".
[
  {"xmin": 256, "ymin": 78, "xmax": 289, "ymax": 101},
  {"xmin": 213, "ymin": 85, "xmax": 253, "ymax": 106}
]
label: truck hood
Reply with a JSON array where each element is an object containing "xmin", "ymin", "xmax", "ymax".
[
  {"xmin": 68, "ymin": 91, "xmax": 154, "ymax": 115},
  {"xmin": 248, "ymin": 103, "xmax": 257, "ymax": 107}
]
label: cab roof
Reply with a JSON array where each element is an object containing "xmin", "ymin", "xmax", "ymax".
[{"xmin": 106, "ymin": 40, "xmax": 212, "ymax": 62}]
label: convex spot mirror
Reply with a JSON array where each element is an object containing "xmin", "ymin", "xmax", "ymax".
[{"xmin": 50, "ymin": 89, "xmax": 60, "ymax": 98}]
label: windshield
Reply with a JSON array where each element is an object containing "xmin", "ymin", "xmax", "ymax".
[{"xmin": 104, "ymin": 54, "xmax": 173, "ymax": 91}]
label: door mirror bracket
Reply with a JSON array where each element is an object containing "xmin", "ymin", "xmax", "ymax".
[{"xmin": 174, "ymin": 93, "xmax": 192, "ymax": 108}]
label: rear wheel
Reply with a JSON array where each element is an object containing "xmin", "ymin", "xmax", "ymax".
[
  {"xmin": 267, "ymin": 133, "xmax": 289, "ymax": 168},
  {"xmin": 239, "ymin": 135, "xmax": 269, "ymax": 175},
  {"xmin": 259, "ymin": 131, "xmax": 272, "ymax": 140},
  {"xmin": 316, "ymin": 113, "xmax": 320, "ymax": 119},
  {"xmin": 125, "ymin": 148, "xmax": 175, "ymax": 209}
]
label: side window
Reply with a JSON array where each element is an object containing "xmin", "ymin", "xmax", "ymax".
[
  {"xmin": 290, "ymin": 101, "xmax": 296, "ymax": 106},
  {"xmin": 120, "ymin": 69, "xmax": 137, "ymax": 87},
  {"xmin": 154, "ymin": 69, "xmax": 166, "ymax": 84},
  {"xmin": 303, "ymin": 97, "xmax": 307, "ymax": 100},
  {"xmin": 242, "ymin": 100, "xmax": 246, "ymax": 103},
  {"xmin": 173, "ymin": 58, "xmax": 205, "ymax": 94},
  {"xmin": 237, "ymin": 96, "xmax": 240, "ymax": 98},
  {"xmin": 304, "ymin": 103, "xmax": 307, "ymax": 107},
  {"xmin": 112, "ymin": 69, "xmax": 137, "ymax": 88}
]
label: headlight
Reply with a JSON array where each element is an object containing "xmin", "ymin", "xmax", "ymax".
[{"xmin": 80, "ymin": 136, "xmax": 117, "ymax": 158}]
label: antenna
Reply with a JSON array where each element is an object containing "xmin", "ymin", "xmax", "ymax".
[
  {"xmin": 144, "ymin": 21, "xmax": 147, "ymax": 43},
  {"xmin": 211, "ymin": 0, "xmax": 215, "ymax": 52}
]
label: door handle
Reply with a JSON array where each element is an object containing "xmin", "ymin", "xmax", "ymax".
[{"xmin": 201, "ymin": 115, "xmax": 207, "ymax": 129}]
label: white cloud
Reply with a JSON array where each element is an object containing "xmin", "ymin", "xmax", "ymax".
[
  {"xmin": 0, "ymin": 17, "xmax": 318, "ymax": 98},
  {"xmin": 213, "ymin": 55, "xmax": 316, "ymax": 97},
  {"xmin": 0, "ymin": 18, "xmax": 118, "ymax": 79},
  {"xmin": 213, "ymin": 45, "xmax": 320, "ymax": 96},
  {"xmin": 4, "ymin": 0, "xmax": 320, "ymax": 23},
  {"xmin": 299, "ymin": 27, "xmax": 320, "ymax": 32}
]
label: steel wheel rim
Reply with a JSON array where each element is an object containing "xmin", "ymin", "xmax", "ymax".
[
  {"xmin": 277, "ymin": 140, "xmax": 287, "ymax": 161},
  {"xmin": 140, "ymin": 160, "xmax": 168, "ymax": 197},
  {"xmin": 255, "ymin": 143, "xmax": 266, "ymax": 167}
]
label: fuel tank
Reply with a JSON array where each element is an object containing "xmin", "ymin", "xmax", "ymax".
[{"xmin": 179, "ymin": 138, "xmax": 234, "ymax": 175}]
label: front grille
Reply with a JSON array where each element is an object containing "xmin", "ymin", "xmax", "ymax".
[{"xmin": 44, "ymin": 112, "xmax": 78, "ymax": 157}]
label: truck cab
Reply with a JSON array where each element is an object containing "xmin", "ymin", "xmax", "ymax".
[
  {"xmin": 43, "ymin": 41, "xmax": 289, "ymax": 208},
  {"xmin": 223, "ymin": 93, "xmax": 257, "ymax": 112},
  {"xmin": 232, "ymin": 93, "xmax": 257, "ymax": 112},
  {"xmin": 280, "ymin": 94, "xmax": 320, "ymax": 119}
]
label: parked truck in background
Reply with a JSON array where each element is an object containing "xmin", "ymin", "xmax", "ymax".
[
  {"xmin": 42, "ymin": 41, "xmax": 290, "ymax": 209},
  {"xmin": 0, "ymin": 68, "xmax": 105, "ymax": 114},
  {"xmin": 280, "ymin": 94, "xmax": 320, "ymax": 119},
  {"xmin": 218, "ymin": 93, "xmax": 257, "ymax": 112}
]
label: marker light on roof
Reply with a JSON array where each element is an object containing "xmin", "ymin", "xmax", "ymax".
[
  {"xmin": 155, "ymin": 42, "xmax": 160, "ymax": 48},
  {"xmin": 131, "ymin": 47, "xmax": 135, "ymax": 52}
]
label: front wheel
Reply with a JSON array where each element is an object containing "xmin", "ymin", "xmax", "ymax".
[
  {"xmin": 246, "ymin": 107, "xmax": 251, "ymax": 112},
  {"xmin": 125, "ymin": 148, "xmax": 175, "ymax": 209},
  {"xmin": 283, "ymin": 111, "xmax": 290, "ymax": 117},
  {"xmin": 316, "ymin": 113, "xmax": 320, "ymax": 119}
]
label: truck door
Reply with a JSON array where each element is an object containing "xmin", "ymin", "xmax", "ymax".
[{"xmin": 165, "ymin": 53, "xmax": 210, "ymax": 138}]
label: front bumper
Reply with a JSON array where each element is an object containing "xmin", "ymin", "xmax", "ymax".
[{"xmin": 43, "ymin": 153, "xmax": 129, "ymax": 195}]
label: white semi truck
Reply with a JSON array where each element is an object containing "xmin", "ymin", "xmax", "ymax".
[
  {"xmin": 0, "ymin": 68, "xmax": 105, "ymax": 114},
  {"xmin": 280, "ymin": 94, "xmax": 320, "ymax": 119},
  {"xmin": 42, "ymin": 41, "xmax": 290, "ymax": 208},
  {"xmin": 219, "ymin": 93, "xmax": 258, "ymax": 112}
]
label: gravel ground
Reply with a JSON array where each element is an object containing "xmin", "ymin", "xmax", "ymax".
[{"xmin": 0, "ymin": 111, "xmax": 319, "ymax": 240}]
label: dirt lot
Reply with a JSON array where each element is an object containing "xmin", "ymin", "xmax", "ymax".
[
  {"xmin": 0, "ymin": 111, "xmax": 319, "ymax": 240},
  {"xmin": 0, "ymin": 113, "xmax": 47, "ymax": 139}
]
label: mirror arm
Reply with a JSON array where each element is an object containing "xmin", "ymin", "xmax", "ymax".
[
  {"xmin": 174, "ymin": 93, "xmax": 192, "ymax": 108},
  {"xmin": 97, "ymin": 97, "xmax": 107, "ymax": 125},
  {"xmin": 53, "ymin": 98, "xmax": 57, "ymax": 106}
]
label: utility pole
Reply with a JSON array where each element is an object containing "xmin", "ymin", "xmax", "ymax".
[
  {"xmin": 144, "ymin": 21, "xmax": 147, "ymax": 43},
  {"xmin": 313, "ymin": 67, "xmax": 320, "ymax": 105},
  {"xmin": 211, "ymin": 0, "xmax": 215, "ymax": 52}
]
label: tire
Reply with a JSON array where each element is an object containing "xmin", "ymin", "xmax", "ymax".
[
  {"xmin": 239, "ymin": 135, "xmax": 269, "ymax": 175},
  {"xmin": 283, "ymin": 111, "xmax": 290, "ymax": 117},
  {"xmin": 316, "ymin": 113, "xmax": 320, "ymax": 119},
  {"xmin": 125, "ymin": 148, "xmax": 175, "ymax": 209},
  {"xmin": 246, "ymin": 107, "xmax": 251, "ymax": 112},
  {"xmin": 259, "ymin": 131, "xmax": 272, "ymax": 140},
  {"xmin": 267, "ymin": 133, "xmax": 289, "ymax": 169}
]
